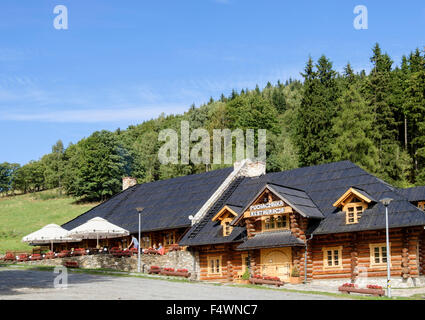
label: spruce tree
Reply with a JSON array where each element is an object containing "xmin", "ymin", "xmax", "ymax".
[{"xmin": 295, "ymin": 56, "xmax": 339, "ymax": 166}]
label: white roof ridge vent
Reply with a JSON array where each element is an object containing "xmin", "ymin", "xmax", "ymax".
[{"xmin": 190, "ymin": 159, "xmax": 265, "ymax": 225}]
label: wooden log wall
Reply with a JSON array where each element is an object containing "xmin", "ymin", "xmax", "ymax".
[
  {"xmin": 350, "ymin": 233, "xmax": 358, "ymax": 282},
  {"xmin": 420, "ymin": 231, "xmax": 425, "ymax": 275},
  {"xmin": 310, "ymin": 228, "xmax": 422, "ymax": 280},
  {"xmin": 195, "ymin": 228, "xmax": 423, "ymax": 283},
  {"xmin": 197, "ymin": 243, "xmax": 247, "ymax": 282}
]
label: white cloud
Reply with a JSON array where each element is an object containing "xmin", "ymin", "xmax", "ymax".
[{"xmin": 0, "ymin": 105, "xmax": 188, "ymax": 123}]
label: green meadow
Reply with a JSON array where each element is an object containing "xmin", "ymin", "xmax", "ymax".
[{"xmin": 0, "ymin": 190, "xmax": 97, "ymax": 253}]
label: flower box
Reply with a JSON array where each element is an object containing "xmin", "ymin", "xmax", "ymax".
[
  {"xmin": 121, "ymin": 250, "xmax": 132, "ymax": 257},
  {"xmin": 290, "ymin": 276, "xmax": 302, "ymax": 285},
  {"xmin": 338, "ymin": 285, "xmax": 385, "ymax": 297},
  {"xmin": 235, "ymin": 279, "xmax": 251, "ymax": 285},
  {"xmin": 249, "ymin": 276, "xmax": 284, "ymax": 287},
  {"xmin": 149, "ymin": 266, "xmax": 161, "ymax": 274}
]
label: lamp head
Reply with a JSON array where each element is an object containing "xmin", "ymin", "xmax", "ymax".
[
  {"xmin": 380, "ymin": 198, "xmax": 393, "ymax": 207},
  {"xmin": 188, "ymin": 215, "xmax": 194, "ymax": 221},
  {"xmin": 136, "ymin": 207, "xmax": 144, "ymax": 213}
]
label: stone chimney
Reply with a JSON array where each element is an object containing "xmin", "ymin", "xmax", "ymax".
[
  {"xmin": 122, "ymin": 177, "xmax": 137, "ymax": 191},
  {"xmin": 234, "ymin": 159, "xmax": 266, "ymax": 178}
]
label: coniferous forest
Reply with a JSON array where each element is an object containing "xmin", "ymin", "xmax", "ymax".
[{"xmin": 1, "ymin": 44, "xmax": 424, "ymax": 201}]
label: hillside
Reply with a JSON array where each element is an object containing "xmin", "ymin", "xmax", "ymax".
[
  {"xmin": 1, "ymin": 44, "xmax": 424, "ymax": 202},
  {"xmin": 0, "ymin": 190, "xmax": 97, "ymax": 253}
]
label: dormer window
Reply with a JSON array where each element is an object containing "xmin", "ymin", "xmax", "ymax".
[
  {"xmin": 223, "ymin": 221, "xmax": 233, "ymax": 236},
  {"xmin": 345, "ymin": 203, "xmax": 364, "ymax": 224},
  {"xmin": 212, "ymin": 205, "xmax": 239, "ymax": 237},
  {"xmin": 262, "ymin": 214, "xmax": 289, "ymax": 231},
  {"xmin": 333, "ymin": 187, "xmax": 375, "ymax": 225}
]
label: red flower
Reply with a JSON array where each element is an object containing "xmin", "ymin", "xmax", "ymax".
[{"xmin": 367, "ymin": 284, "xmax": 382, "ymax": 289}]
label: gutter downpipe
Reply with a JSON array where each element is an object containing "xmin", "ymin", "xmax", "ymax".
[{"xmin": 304, "ymin": 234, "xmax": 313, "ymax": 284}]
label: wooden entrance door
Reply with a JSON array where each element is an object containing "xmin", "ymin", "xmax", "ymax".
[{"xmin": 261, "ymin": 248, "xmax": 291, "ymax": 280}]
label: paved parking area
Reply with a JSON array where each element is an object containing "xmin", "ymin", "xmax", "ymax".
[{"xmin": 0, "ymin": 268, "xmax": 343, "ymax": 300}]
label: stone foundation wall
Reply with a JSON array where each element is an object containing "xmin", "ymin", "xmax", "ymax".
[{"xmin": 14, "ymin": 251, "xmax": 200, "ymax": 280}]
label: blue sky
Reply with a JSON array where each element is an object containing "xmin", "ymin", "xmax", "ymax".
[{"xmin": 1, "ymin": 0, "xmax": 424, "ymax": 165}]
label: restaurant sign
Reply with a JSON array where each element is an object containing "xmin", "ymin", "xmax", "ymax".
[{"xmin": 249, "ymin": 200, "xmax": 285, "ymax": 217}]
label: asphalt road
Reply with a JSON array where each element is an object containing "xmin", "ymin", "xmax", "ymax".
[{"xmin": 0, "ymin": 268, "xmax": 342, "ymax": 300}]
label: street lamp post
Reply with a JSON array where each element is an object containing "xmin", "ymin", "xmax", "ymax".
[
  {"xmin": 380, "ymin": 197, "xmax": 393, "ymax": 298},
  {"xmin": 136, "ymin": 207, "xmax": 144, "ymax": 273}
]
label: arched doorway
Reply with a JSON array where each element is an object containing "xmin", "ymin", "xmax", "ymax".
[{"xmin": 260, "ymin": 248, "xmax": 292, "ymax": 280}]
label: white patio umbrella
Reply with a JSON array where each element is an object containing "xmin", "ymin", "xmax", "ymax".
[
  {"xmin": 66, "ymin": 217, "xmax": 129, "ymax": 247},
  {"xmin": 22, "ymin": 223, "xmax": 80, "ymax": 251}
]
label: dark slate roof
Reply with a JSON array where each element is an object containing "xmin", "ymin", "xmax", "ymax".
[
  {"xmin": 231, "ymin": 182, "xmax": 323, "ymax": 226},
  {"xmin": 62, "ymin": 167, "xmax": 233, "ymax": 233},
  {"xmin": 236, "ymin": 231, "xmax": 305, "ymax": 250},
  {"xmin": 266, "ymin": 183, "xmax": 323, "ymax": 218},
  {"xmin": 397, "ymin": 186, "xmax": 425, "ymax": 202},
  {"xmin": 351, "ymin": 187, "xmax": 377, "ymax": 203},
  {"xmin": 179, "ymin": 178, "xmax": 247, "ymax": 246},
  {"xmin": 193, "ymin": 160, "xmax": 425, "ymax": 240},
  {"xmin": 226, "ymin": 205, "xmax": 243, "ymax": 215}
]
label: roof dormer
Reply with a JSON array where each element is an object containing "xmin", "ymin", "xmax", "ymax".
[
  {"xmin": 333, "ymin": 187, "xmax": 375, "ymax": 224},
  {"xmin": 212, "ymin": 205, "xmax": 240, "ymax": 237}
]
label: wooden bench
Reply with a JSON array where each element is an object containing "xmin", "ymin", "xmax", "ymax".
[
  {"xmin": 63, "ymin": 261, "xmax": 79, "ymax": 268},
  {"xmin": 30, "ymin": 254, "xmax": 42, "ymax": 261},
  {"xmin": 44, "ymin": 252, "xmax": 55, "ymax": 259},
  {"xmin": 58, "ymin": 250, "xmax": 70, "ymax": 258},
  {"xmin": 338, "ymin": 286, "xmax": 385, "ymax": 297},
  {"xmin": 72, "ymin": 248, "xmax": 86, "ymax": 256},
  {"xmin": 3, "ymin": 252, "xmax": 16, "ymax": 262},
  {"xmin": 17, "ymin": 254, "xmax": 29, "ymax": 262},
  {"xmin": 160, "ymin": 269, "xmax": 191, "ymax": 278},
  {"xmin": 249, "ymin": 277, "xmax": 284, "ymax": 287},
  {"xmin": 148, "ymin": 266, "xmax": 161, "ymax": 274}
]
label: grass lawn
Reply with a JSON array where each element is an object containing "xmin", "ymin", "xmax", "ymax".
[{"xmin": 0, "ymin": 190, "xmax": 97, "ymax": 253}]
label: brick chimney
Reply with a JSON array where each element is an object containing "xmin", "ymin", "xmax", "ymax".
[{"xmin": 122, "ymin": 177, "xmax": 137, "ymax": 191}]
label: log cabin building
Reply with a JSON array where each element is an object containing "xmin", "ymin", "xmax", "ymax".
[{"xmin": 62, "ymin": 160, "xmax": 425, "ymax": 284}]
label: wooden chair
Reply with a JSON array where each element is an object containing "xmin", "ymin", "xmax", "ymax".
[
  {"xmin": 17, "ymin": 253, "xmax": 29, "ymax": 262},
  {"xmin": 30, "ymin": 254, "xmax": 42, "ymax": 261},
  {"xmin": 58, "ymin": 250, "xmax": 70, "ymax": 258},
  {"xmin": 3, "ymin": 252, "xmax": 15, "ymax": 261}
]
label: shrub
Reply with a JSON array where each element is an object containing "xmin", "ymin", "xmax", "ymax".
[
  {"xmin": 291, "ymin": 266, "xmax": 300, "ymax": 277},
  {"xmin": 242, "ymin": 269, "xmax": 250, "ymax": 280}
]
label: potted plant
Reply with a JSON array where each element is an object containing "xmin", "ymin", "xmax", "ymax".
[
  {"xmin": 237, "ymin": 269, "xmax": 251, "ymax": 284},
  {"xmin": 290, "ymin": 266, "xmax": 302, "ymax": 284}
]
